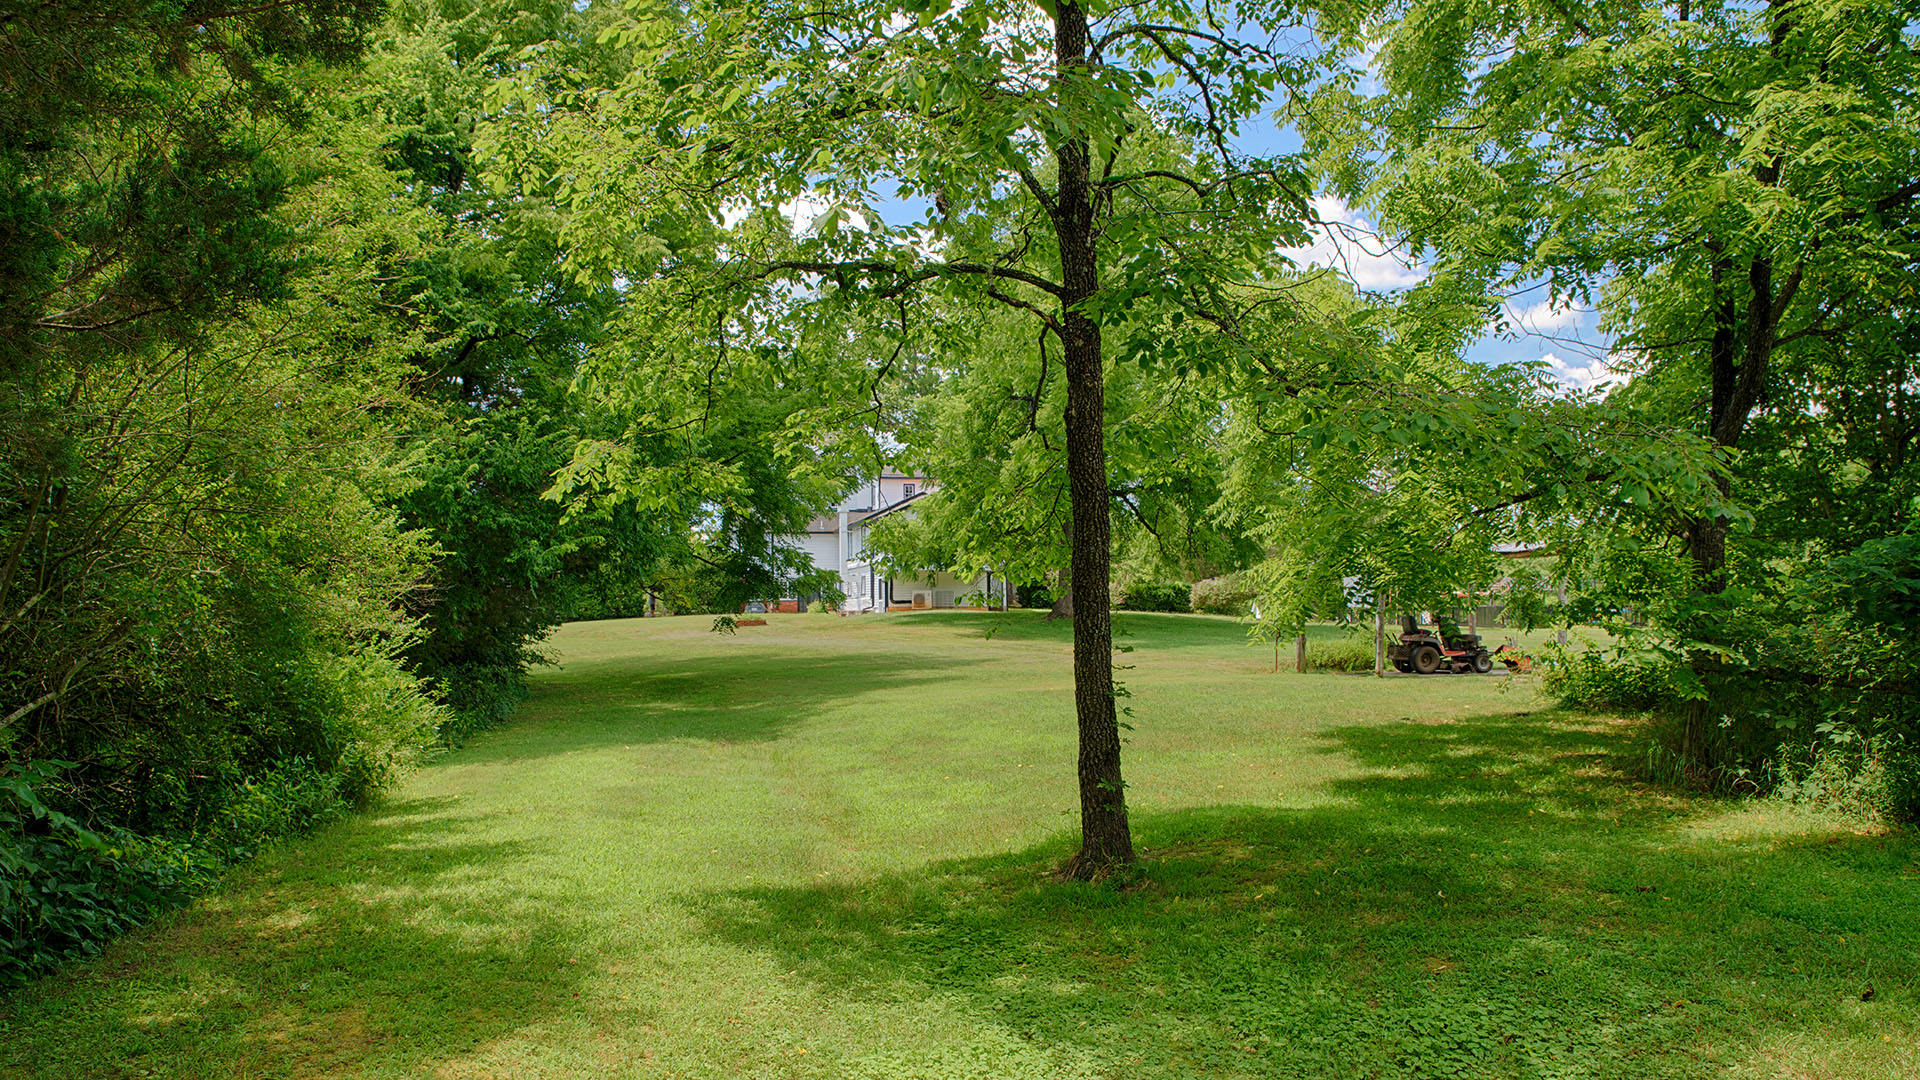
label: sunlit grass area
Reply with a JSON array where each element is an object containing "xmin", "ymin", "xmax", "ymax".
[{"xmin": 3, "ymin": 612, "xmax": 1913, "ymax": 1078}]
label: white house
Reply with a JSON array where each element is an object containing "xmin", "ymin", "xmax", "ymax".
[{"xmin": 777, "ymin": 472, "xmax": 1014, "ymax": 613}]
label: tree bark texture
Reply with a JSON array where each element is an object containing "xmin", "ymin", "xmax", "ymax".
[
  {"xmin": 1687, "ymin": 252, "xmax": 1788, "ymax": 591},
  {"xmin": 1686, "ymin": 153, "xmax": 1796, "ymax": 593},
  {"xmin": 1052, "ymin": 0, "xmax": 1133, "ymax": 877}
]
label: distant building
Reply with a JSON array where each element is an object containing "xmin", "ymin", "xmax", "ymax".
[{"xmin": 778, "ymin": 473, "xmax": 1013, "ymax": 613}]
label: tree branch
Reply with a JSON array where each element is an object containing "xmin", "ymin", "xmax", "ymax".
[
  {"xmin": 1094, "ymin": 22, "xmax": 1263, "ymax": 59},
  {"xmin": 758, "ymin": 259, "xmax": 1065, "ymax": 298}
]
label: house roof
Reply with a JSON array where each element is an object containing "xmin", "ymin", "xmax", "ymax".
[
  {"xmin": 803, "ymin": 494, "xmax": 925, "ymax": 534},
  {"xmin": 850, "ymin": 489, "xmax": 928, "ymax": 527},
  {"xmin": 1493, "ymin": 543, "xmax": 1559, "ymax": 558}
]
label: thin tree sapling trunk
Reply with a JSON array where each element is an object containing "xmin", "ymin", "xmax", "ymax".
[{"xmin": 1374, "ymin": 599, "xmax": 1385, "ymax": 677}]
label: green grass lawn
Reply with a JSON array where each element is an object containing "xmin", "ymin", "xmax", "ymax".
[{"xmin": 3, "ymin": 612, "xmax": 1914, "ymax": 1079}]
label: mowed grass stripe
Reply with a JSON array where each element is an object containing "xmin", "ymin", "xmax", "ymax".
[{"xmin": 2, "ymin": 611, "xmax": 1913, "ymax": 1079}]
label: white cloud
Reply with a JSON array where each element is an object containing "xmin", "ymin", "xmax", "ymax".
[
  {"xmin": 1503, "ymin": 296, "xmax": 1587, "ymax": 333},
  {"xmin": 720, "ymin": 192, "xmax": 869, "ymax": 237},
  {"xmin": 1351, "ymin": 42, "xmax": 1386, "ymax": 98},
  {"xmin": 1281, "ymin": 196, "xmax": 1425, "ymax": 292},
  {"xmin": 1540, "ymin": 350, "xmax": 1629, "ymax": 394}
]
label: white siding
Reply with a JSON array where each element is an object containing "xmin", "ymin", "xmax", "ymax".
[{"xmin": 794, "ymin": 531, "xmax": 838, "ymax": 572}]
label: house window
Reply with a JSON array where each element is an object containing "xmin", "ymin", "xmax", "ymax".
[{"xmin": 902, "ymin": 483, "xmax": 916, "ymax": 496}]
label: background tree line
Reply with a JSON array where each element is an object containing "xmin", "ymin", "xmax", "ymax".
[{"xmin": 0, "ymin": 0, "xmax": 843, "ymax": 982}]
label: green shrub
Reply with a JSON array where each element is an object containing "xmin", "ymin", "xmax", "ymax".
[
  {"xmin": 435, "ymin": 662, "xmax": 532, "ymax": 746},
  {"xmin": 562, "ymin": 568, "xmax": 658, "ymax": 621},
  {"xmin": 1536, "ymin": 533, "xmax": 1920, "ymax": 815},
  {"xmin": 1, "ymin": 763, "xmax": 204, "ymax": 987},
  {"xmin": 1190, "ymin": 575, "xmax": 1256, "ymax": 616},
  {"xmin": 1539, "ymin": 648, "xmax": 1679, "ymax": 712},
  {"xmin": 1118, "ymin": 583, "xmax": 1192, "ymax": 613},
  {"xmin": 1016, "ymin": 582, "xmax": 1054, "ymax": 609},
  {"xmin": 305, "ymin": 650, "xmax": 444, "ymax": 801},
  {"xmin": 0, "ymin": 644, "xmax": 444, "ymax": 985},
  {"xmin": 0, "ymin": 752, "xmax": 378, "ymax": 987},
  {"xmin": 1309, "ymin": 634, "xmax": 1377, "ymax": 673},
  {"xmin": 1769, "ymin": 734, "xmax": 1920, "ymax": 825},
  {"xmin": 195, "ymin": 762, "xmax": 349, "ymax": 861}
]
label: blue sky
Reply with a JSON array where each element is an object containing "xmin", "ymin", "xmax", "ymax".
[
  {"xmin": 1237, "ymin": 104, "xmax": 1622, "ymax": 391},
  {"xmin": 821, "ymin": 72, "xmax": 1622, "ymax": 394},
  {"xmin": 856, "ymin": 180, "xmax": 1620, "ymax": 392}
]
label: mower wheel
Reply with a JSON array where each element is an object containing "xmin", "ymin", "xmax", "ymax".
[
  {"xmin": 1410, "ymin": 644, "xmax": 1442, "ymax": 674},
  {"xmin": 1393, "ymin": 660, "xmax": 1411, "ymax": 673},
  {"xmin": 1472, "ymin": 650, "xmax": 1493, "ymax": 674}
]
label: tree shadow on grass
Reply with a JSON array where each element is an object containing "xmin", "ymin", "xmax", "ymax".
[
  {"xmin": 502, "ymin": 612, "xmax": 1249, "ymax": 761},
  {"xmin": 0, "ymin": 797, "xmax": 594, "ymax": 1080},
  {"xmin": 700, "ymin": 712, "xmax": 1918, "ymax": 1079},
  {"xmin": 494, "ymin": 646, "xmax": 981, "ymax": 753},
  {"xmin": 903, "ymin": 610, "xmax": 1252, "ymax": 652}
]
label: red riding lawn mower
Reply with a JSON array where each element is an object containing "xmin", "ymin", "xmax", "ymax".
[{"xmin": 1388, "ymin": 615, "xmax": 1494, "ymax": 675}]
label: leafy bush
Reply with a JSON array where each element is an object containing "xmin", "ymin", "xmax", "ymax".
[
  {"xmin": 189, "ymin": 762, "xmax": 350, "ymax": 864},
  {"xmin": 1016, "ymin": 582, "xmax": 1054, "ymax": 609},
  {"xmin": 1118, "ymin": 583, "xmax": 1192, "ymax": 613},
  {"xmin": 314, "ymin": 651, "xmax": 444, "ymax": 801},
  {"xmin": 1539, "ymin": 648, "xmax": 1680, "ymax": 713},
  {"xmin": 2, "ymin": 764, "xmax": 197, "ymax": 987},
  {"xmin": 434, "ymin": 662, "xmax": 533, "ymax": 747},
  {"xmin": 562, "ymin": 566, "xmax": 659, "ymax": 621},
  {"xmin": 1, "ymin": 756, "xmax": 360, "ymax": 988},
  {"xmin": 0, "ymin": 637, "xmax": 442, "ymax": 984},
  {"xmin": 1190, "ymin": 575, "xmax": 1257, "ymax": 616},
  {"xmin": 1537, "ymin": 538, "xmax": 1920, "ymax": 821}
]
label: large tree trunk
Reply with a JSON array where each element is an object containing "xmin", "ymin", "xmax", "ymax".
[
  {"xmin": 1680, "ymin": 206, "xmax": 1796, "ymax": 750},
  {"xmin": 1052, "ymin": 0, "xmax": 1133, "ymax": 878},
  {"xmin": 1685, "ymin": 255, "xmax": 1743, "ymax": 593},
  {"xmin": 1686, "ymin": 168, "xmax": 1796, "ymax": 592}
]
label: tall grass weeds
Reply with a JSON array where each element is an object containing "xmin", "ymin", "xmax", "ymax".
[
  {"xmin": 1539, "ymin": 636, "xmax": 1920, "ymax": 825},
  {"xmin": 1308, "ymin": 633, "xmax": 1378, "ymax": 672},
  {"xmin": 1768, "ymin": 734, "xmax": 1920, "ymax": 826}
]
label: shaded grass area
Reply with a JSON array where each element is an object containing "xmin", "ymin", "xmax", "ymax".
[
  {"xmin": 2, "ymin": 612, "xmax": 1914, "ymax": 1078},
  {"xmin": 712, "ymin": 714, "xmax": 1916, "ymax": 1079}
]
